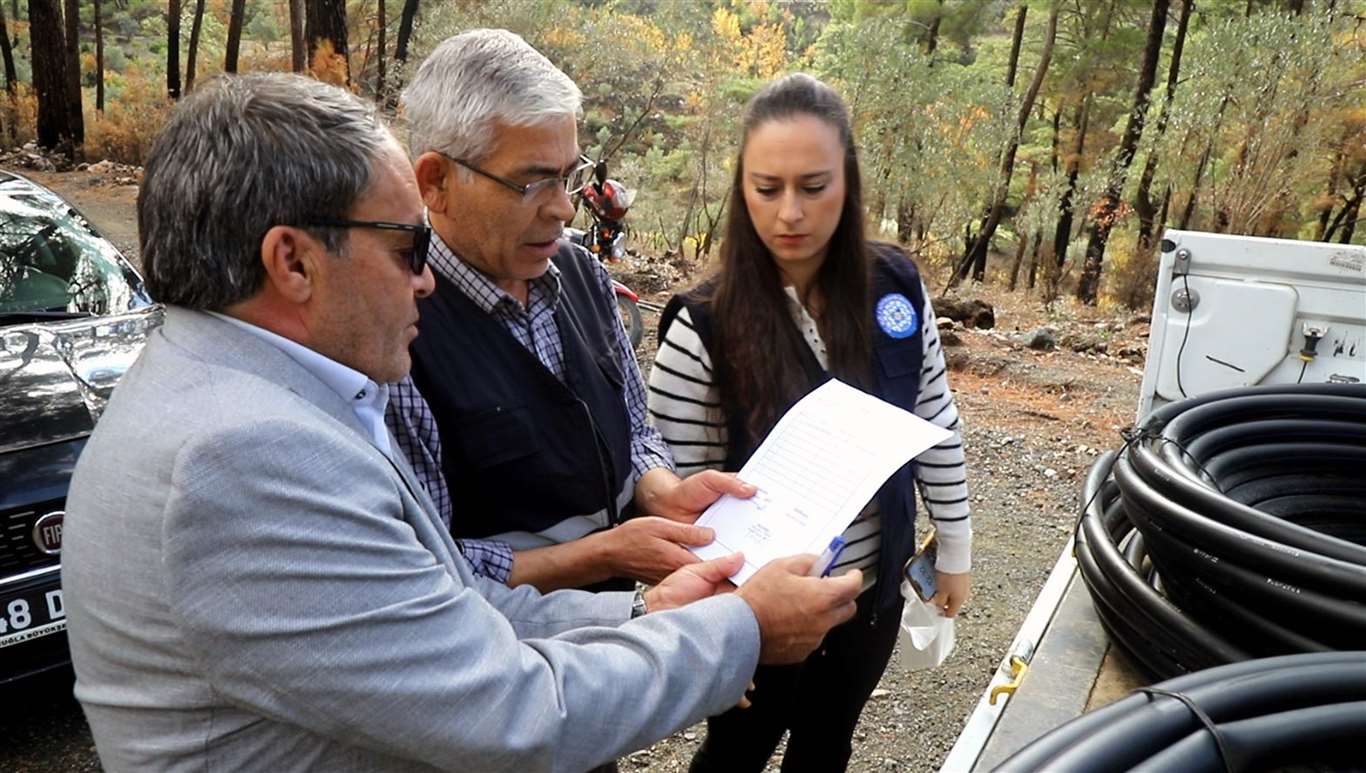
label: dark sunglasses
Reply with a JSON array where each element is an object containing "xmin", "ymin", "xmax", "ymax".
[{"xmin": 302, "ymin": 218, "xmax": 431, "ymax": 275}]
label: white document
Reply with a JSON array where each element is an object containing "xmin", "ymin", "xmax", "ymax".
[{"xmin": 691, "ymin": 379, "xmax": 953, "ymax": 584}]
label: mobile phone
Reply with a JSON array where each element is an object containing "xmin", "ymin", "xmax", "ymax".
[{"xmin": 903, "ymin": 530, "xmax": 938, "ymax": 602}]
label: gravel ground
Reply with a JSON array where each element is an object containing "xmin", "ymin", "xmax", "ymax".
[{"xmin": 2, "ymin": 169, "xmax": 1144, "ymax": 772}]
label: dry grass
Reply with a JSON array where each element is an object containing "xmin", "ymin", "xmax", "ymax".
[
  {"xmin": 950, "ymin": 368, "xmax": 1135, "ymax": 436},
  {"xmin": 84, "ymin": 73, "xmax": 174, "ymax": 165},
  {"xmin": 1, "ymin": 84, "xmax": 38, "ymax": 147}
]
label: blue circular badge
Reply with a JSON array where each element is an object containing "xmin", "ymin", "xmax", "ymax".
[{"xmin": 875, "ymin": 293, "xmax": 918, "ymax": 339}]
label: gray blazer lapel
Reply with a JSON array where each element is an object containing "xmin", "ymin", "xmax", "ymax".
[
  {"xmin": 159, "ymin": 308, "xmax": 467, "ymax": 573},
  {"xmin": 376, "ymin": 432, "xmax": 471, "ymax": 577}
]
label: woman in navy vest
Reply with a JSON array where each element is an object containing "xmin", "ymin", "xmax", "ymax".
[{"xmin": 649, "ymin": 74, "xmax": 973, "ymax": 772}]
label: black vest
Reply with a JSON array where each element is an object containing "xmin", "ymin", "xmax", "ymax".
[
  {"xmin": 660, "ymin": 243, "xmax": 927, "ymax": 610},
  {"xmin": 410, "ymin": 243, "xmax": 633, "ymax": 539}
]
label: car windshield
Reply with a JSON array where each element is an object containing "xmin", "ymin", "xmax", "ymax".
[{"xmin": 0, "ymin": 188, "xmax": 148, "ymax": 316}]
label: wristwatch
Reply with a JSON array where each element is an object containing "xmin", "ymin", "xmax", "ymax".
[{"xmin": 630, "ymin": 587, "xmax": 649, "ymax": 619}]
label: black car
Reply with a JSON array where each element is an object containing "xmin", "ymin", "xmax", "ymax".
[{"xmin": 0, "ymin": 170, "xmax": 159, "ymax": 684}]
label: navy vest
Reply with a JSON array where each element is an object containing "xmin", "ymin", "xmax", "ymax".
[
  {"xmin": 409, "ymin": 243, "xmax": 633, "ymax": 539},
  {"xmin": 660, "ymin": 243, "xmax": 926, "ymax": 610}
]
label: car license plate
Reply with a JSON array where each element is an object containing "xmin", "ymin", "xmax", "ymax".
[{"xmin": 0, "ymin": 586, "xmax": 65, "ymax": 650}]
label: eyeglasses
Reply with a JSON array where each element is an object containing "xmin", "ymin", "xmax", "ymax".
[
  {"xmin": 302, "ymin": 218, "xmax": 431, "ymax": 275},
  {"xmin": 442, "ymin": 152, "xmax": 596, "ymax": 202}
]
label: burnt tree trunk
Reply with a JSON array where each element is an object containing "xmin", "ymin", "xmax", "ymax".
[
  {"xmin": 1052, "ymin": 0, "xmax": 1118, "ymax": 276},
  {"xmin": 93, "ymin": 0, "xmax": 103, "ymax": 110},
  {"xmin": 949, "ymin": 4, "xmax": 1057, "ymax": 291},
  {"xmin": 167, "ymin": 0, "xmax": 181, "ymax": 98},
  {"xmin": 1316, "ymin": 187, "xmax": 1337, "ymax": 240},
  {"xmin": 185, "ymin": 0, "xmax": 205, "ymax": 91},
  {"xmin": 1009, "ymin": 162, "xmax": 1039, "ymax": 292},
  {"xmin": 1005, "ymin": 4, "xmax": 1028, "ymax": 88},
  {"xmin": 968, "ymin": 4, "xmax": 1029, "ymax": 283},
  {"xmin": 1026, "ymin": 231, "xmax": 1042, "ymax": 290},
  {"xmin": 1178, "ymin": 145, "xmax": 1205, "ymax": 228},
  {"xmin": 32, "ymin": 0, "xmax": 82, "ymax": 152},
  {"xmin": 1338, "ymin": 197, "xmax": 1361, "ymax": 244},
  {"xmin": 1077, "ymin": 0, "xmax": 1171, "ymax": 305},
  {"xmin": 0, "ymin": 2, "xmax": 17, "ymax": 95},
  {"xmin": 224, "ymin": 0, "xmax": 245, "ymax": 73},
  {"xmin": 394, "ymin": 0, "xmax": 418, "ymax": 64},
  {"xmin": 924, "ymin": 0, "xmax": 943, "ymax": 56},
  {"xmin": 305, "ymin": 0, "xmax": 350, "ymax": 83},
  {"xmin": 1134, "ymin": 0, "xmax": 1192, "ymax": 256},
  {"xmin": 1315, "ymin": 140, "xmax": 1345, "ymax": 240},
  {"xmin": 1007, "ymin": 228, "xmax": 1028, "ymax": 291},
  {"xmin": 387, "ymin": 0, "xmax": 419, "ymax": 104},
  {"xmin": 1156, "ymin": 189, "xmax": 1171, "ymax": 240},
  {"xmin": 289, "ymin": 0, "xmax": 305, "ymax": 72},
  {"xmin": 375, "ymin": 0, "xmax": 386, "ymax": 102},
  {"xmin": 63, "ymin": 0, "xmax": 80, "ymax": 109},
  {"xmin": 1054, "ymin": 95, "xmax": 1091, "ymax": 270},
  {"xmin": 1323, "ymin": 168, "xmax": 1366, "ymax": 242},
  {"xmin": 968, "ymin": 3, "xmax": 1030, "ymax": 283},
  {"xmin": 61, "ymin": 0, "xmax": 83, "ymax": 149},
  {"xmin": 1178, "ymin": 94, "xmax": 1229, "ymax": 231},
  {"xmin": 1049, "ymin": 106, "xmax": 1060, "ymax": 174},
  {"xmin": 897, "ymin": 199, "xmax": 915, "ymax": 244},
  {"xmin": 0, "ymin": 2, "xmax": 14, "ymax": 144}
]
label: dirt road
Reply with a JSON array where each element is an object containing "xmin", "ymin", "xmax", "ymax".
[{"xmin": 3, "ymin": 170, "xmax": 1145, "ymax": 772}]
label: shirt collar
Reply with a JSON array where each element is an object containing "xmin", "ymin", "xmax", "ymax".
[
  {"xmin": 207, "ymin": 311, "xmax": 388, "ymax": 422},
  {"xmin": 426, "ymin": 219, "xmax": 563, "ymax": 314}
]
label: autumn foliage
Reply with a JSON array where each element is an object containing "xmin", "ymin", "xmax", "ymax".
[{"xmin": 10, "ymin": 0, "xmax": 1366, "ymax": 309}]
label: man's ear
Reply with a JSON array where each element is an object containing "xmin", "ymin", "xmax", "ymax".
[
  {"xmin": 259, "ymin": 225, "xmax": 318, "ymax": 304},
  {"xmin": 414, "ymin": 152, "xmax": 450, "ymax": 213}
]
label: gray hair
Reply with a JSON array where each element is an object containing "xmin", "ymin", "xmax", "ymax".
[
  {"xmin": 138, "ymin": 73, "xmax": 391, "ymax": 310},
  {"xmin": 402, "ymin": 28, "xmax": 582, "ymax": 163}
]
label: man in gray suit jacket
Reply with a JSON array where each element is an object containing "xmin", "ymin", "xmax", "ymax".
[{"xmin": 62, "ymin": 73, "xmax": 862, "ymax": 773}]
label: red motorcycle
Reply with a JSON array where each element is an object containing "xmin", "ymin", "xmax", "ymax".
[{"xmin": 566, "ymin": 156, "xmax": 643, "ymax": 349}]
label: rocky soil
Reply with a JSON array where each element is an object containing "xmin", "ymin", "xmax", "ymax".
[{"xmin": 2, "ymin": 165, "xmax": 1148, "ymax": 772}]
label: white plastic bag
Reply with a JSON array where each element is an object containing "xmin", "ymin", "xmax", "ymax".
[{"xmin": 897, "ymin": 579, "xmax": 955, "ymax": 671}]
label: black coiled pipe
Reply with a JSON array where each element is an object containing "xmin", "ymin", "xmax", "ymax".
[
  {"xmin": 1073, "ymin": 383, "xmax": 1366, "ymax": 679},
  {"xmin": 994, "ymin": 652, "xmax": 1366, "ymax": 772}
]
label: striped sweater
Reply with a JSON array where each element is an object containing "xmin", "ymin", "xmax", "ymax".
[{"xmin": 647, "ymin": 284, "xmax": 972, "ymax": 584}]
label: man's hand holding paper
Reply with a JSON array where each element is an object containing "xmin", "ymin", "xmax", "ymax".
[
  {"xmin": 691, "ymin": 380, "xmax": 953, "ymax": 583},
  {"xmin": 736, "ymin": 556, "xmax": 863, "ymax": 663}
]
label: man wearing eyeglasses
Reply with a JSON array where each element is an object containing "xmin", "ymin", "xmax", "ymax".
[
  {"xmin": 62, "ymin": 73, "xmax": 864, "ymax": 772},
  {"xmin": 387, "ymin": 29, "xmax": 747, "ymax": 596}
]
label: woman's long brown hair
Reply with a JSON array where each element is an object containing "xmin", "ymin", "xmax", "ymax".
[{"xmin": 703, "ymin": 73, "xmax": 873, "ymax": 453}]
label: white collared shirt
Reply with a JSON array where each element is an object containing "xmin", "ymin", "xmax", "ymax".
[{"xmin": 209, "ymin": 312, "xmax": 392, "ymax": 457}]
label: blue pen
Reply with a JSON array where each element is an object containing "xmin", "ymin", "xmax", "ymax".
[{"xmin": 808, "ymin": 536, "xmax": 847, "ymax": 577}]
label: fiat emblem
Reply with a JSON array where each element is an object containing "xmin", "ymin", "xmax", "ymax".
[{"xmin": 32, "ymin": 511, "xmax": 64, "ymax": 555}]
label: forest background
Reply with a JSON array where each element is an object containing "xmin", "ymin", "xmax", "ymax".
[{"xmin": 7, "ymin": 0, "xmax": 1366, "ymax": 308}]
